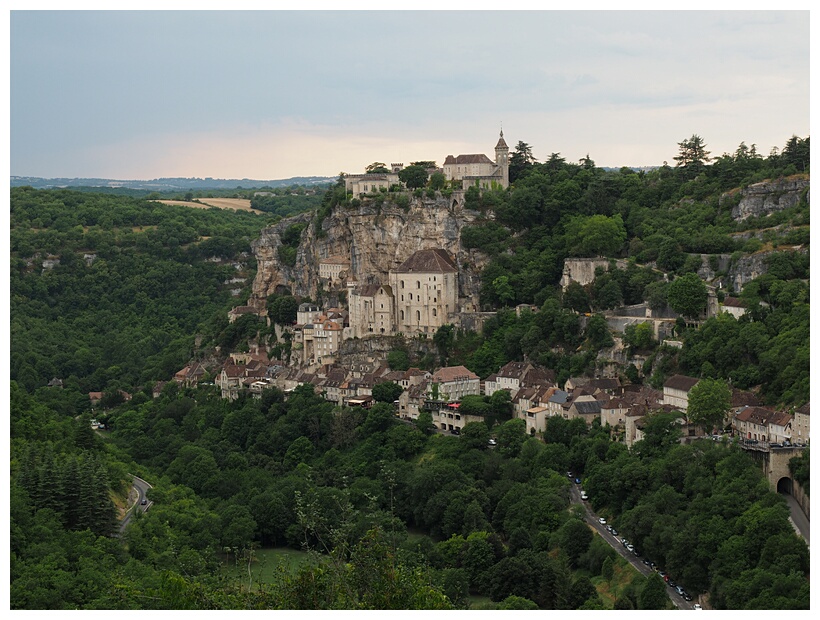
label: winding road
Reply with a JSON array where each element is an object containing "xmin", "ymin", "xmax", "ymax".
[{"xmin": 119, "ymin": 475, "xmax": 153, "ymax": 534}]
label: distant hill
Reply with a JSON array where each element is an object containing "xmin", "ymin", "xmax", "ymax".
[{"xmin": 10, "ymin": 175, "xmax": 337, "ymax": 190}]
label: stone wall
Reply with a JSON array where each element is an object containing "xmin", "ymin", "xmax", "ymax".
[{"xmin": 560, "ymin": 258, "xmax": 629, "ymax": 289}]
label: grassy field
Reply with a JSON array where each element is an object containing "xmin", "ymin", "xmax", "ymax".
[
  {"xmin": 156, "ymin": 198, "xmax": 254, "ymax": 211},
  {"xmin": 222, "ymin": 547, "xmax": 313, "ymax": 589}
]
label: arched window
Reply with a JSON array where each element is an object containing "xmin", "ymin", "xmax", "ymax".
[
  {"xmin": 409, "ymin": 293, "xmax": 413, "ymax": 300},
  {"xmin": 416, "ymin": 310, "xmax": 421, "ymax": 321},
  {"xmin": 401, "ymin": 280, "xmax": 404, "ymax": 288},
  {"xmin": 417, "ymin": 281, "xmax": 420, "ymax": 289},
  {"xmin": 433, "ymin": 308, "xmax": 437, "ymax": 317},
  {"xmin": 400, "ymin": 310, "xmax": 404, "ymax": 320}
]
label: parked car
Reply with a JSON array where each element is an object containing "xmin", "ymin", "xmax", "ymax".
[
  {"xmin": 684, "ymin": 593, "xmax": 693, "ymax": 602},
  {"xmin": 488, "ymin": 438, "xmax": 497, "ymax": 446},
  {"xmin": 450, "ymin": 428, "xmax": 460, "ymax": 435},
  {"xmin": 606, "ymin": 524, "xmax": 613, "ymax": 533},
  {"xmin": 140, "ymin": 499, "xmax": 147, "ymax": 506},
  {"xmin": 567, "ymin": 471, "xmax": 573, "ymax": 478},
  {"xmin": 598, "ymin": 517, "xmax": 606, "ymax": 525},
  {"xmin": 610, "ymin": 529, "xmax": 618, "ymax": 537},
  {"xmin": 574, "ymin": 477, "xmax": 581, "ymax": 484},
  {"xmin": 668, "ymin": 580, "xmax": 677, "ymax": 589},
  {"xmin": 693, "ymin": 604, "xmax": 702, "ymax": 610},
  {"xmin": 580, "ymin": 491, "xmax": 588, "ymax": 500}
]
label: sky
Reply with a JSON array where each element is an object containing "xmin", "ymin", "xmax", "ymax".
[{"xmin": 8, "ymin": 5, "xmax": 811, "ymax": 181}]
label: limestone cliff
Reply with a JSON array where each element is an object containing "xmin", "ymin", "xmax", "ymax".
[
  {"xmin": 723, "ymin": 176, "xmax": 809, "ymax": 221},
  {"xmin": 249, "ymin": 193, "xmax": 489, "ymax": 312}
]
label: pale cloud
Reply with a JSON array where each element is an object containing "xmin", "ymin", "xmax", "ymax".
[{"xmin": 10, "ymin": 9, "xmax": 809, "ymax": 179}]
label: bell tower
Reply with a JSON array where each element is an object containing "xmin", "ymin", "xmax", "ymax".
[{"xmin": 495, "ymin": 128, "xmax": 509, "ymax": 188}]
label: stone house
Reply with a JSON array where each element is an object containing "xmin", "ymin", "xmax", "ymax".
[
  {"xmin": 428, "ymin": 365, "xmax": 481, "ymax": 402},
  {"xmin": 732, "ymin": 406, "xmax": 793, "ymax": 443},
  {"xmin": 720, "ymin": 296, "xmax": 747, "ymax": 319},
  {"xmin": 662, "ymin": 375, "xmax": 700, "ymax": 410},
  {"xmin": 347, "ymin": 283, "xmax": 395, "ymax": 338},
  {"xmin": 174, "ymin": 363, "xmax": 206, "ymax": 387},
  {"xmin": 318, "ymin": 257, "xmax": 351, "ymax": 283},
  {"xmin": 297, "ymin": 303, "xmax": 322, "ymax": 326},
  {"xmin": 600, "ymin": 397, "xmax": 631, "ymax": 428},
  {"xmin": 568, "ymin": 397, "xmax": 603, "ymax": 426},
  {"xmin": 484, "ymin": 361, "xmax": 533, "ymax": 397},
  {"xmin": 344, "ymin": 170, "xmax": 401, "ymax": 196},
  {"xmin": 793, "ymin": 403, "xmax": 810, "ymax": 445}
]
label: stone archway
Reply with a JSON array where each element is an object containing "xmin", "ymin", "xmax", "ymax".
[{"xmin": 776, "ymin": 476, "xmax": 793, "ymax": 495}]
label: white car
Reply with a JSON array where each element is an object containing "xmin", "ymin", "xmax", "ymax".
[
  {"xmin": 580, "ymin": 491, "xmax": 588, "ymax": 500},
  {"xmin": 693, "ymin": 604, "xmax": 702, "ymax": 610},
  {"xmin": 598, "ymin": 517, "xmax": 606, "ymax": 525}
]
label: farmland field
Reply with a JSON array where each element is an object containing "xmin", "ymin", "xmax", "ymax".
[{"xmin": 156, "ymin": 198, "xmax": 254, "ymax": 211}]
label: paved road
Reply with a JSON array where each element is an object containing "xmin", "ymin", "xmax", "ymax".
[
  {"xmin": 569, "ymin": 479, "xmax": 696, "ymax": 610},
  {"xmin": 119, "ymin": 475, "xmax": 152, "ymax": 534},
  {"xmin": 781, "ymin": 492, "xmax": 809, "ymax": 546}
]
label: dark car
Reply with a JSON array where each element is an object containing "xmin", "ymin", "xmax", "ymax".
[
  {"xmin": 450, "ymin": 428, "xmax": 461, "ymax": 435},
  {"xmin": 140, "ymin": 499, "xmax": 147, "ymax": 506},
  {"xmin": 684, "ymin": 593, "xmax": 693, "ymax": 602},
  {"xmin": 668, "ymin": 580, "xmax": 677, "ymax": 589},
  {"xmin": 574, "ymin": 477, "xmax": 581, "ymax": 484}
]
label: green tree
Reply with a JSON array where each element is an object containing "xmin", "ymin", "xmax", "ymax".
[
  {"xmin": 686, "ymin": 377, "xmax": 731, "ymax": 432},
  {"xmin": 674, "ymin": 134, "xmax": 711, "ymax": 174},
  {"xmin": 638, "ymin": 572, "xmax": 670, "ymax": 609},
  {"xmin": 667, "ymin": 273, "xmax": 708, "ymax": 319},
  {"xmin": 398, "ymin": 165, "xmax": 428, "ymax": 189},
  {"xmin": 366, "ymin": 162, "xmax": 390, "ymax": 173},
  {"xmin": 429, "ymin": 172, "xmax": 446, "ymax": 190},
  {"xmin": 372, "ymin": 381, "xmax": 403, "ymax": 403}
]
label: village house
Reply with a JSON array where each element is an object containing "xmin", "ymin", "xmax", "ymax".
[
  {"xmin": 174, "ymin": 362, "xmax": 206, "ymax": 387},
  {"xmin": 662, "ymin": 375, "xmax": 700, "ymax": 410},
  {"xmin": 793, "ymin": 403, "xmax": 810, "ymax": 445},
  {"xmin": 733, "ymin": 406, "xmax": 794, "ymax": 444},
  {"xmin": 600, "ymin": 396, "xmax": 631, "ymax": 428},
  {"xmin": 428, "ymin": 365, "xmax": 481, "ymax": 402},
  {"xmin": 719, "ymin": 296, "xmax": 748, "ymax": 319}
]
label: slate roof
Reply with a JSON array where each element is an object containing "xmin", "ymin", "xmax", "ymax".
[
  {"xmin": 395, "ymin": 248, "xmax": 457, "ymax": 273},
  {"xmin": 573, "ymin": 400, "xmax": 602, "ymax": 415},
  {"xmin": 443, "ymin": 154, "xmax": 495, "ymax": 165},
  {"xmin": 795, "ymin": 402, "xmax": 810, "ymax": 416}
]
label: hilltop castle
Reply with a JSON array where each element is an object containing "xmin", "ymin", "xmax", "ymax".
[{"xmin": 343, "ymin": 131, "xmax": 510, "ymax": 195}]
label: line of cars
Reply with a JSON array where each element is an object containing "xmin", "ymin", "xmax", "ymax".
[{"xmin": 572, "ymin": 471, "xmax": 700, "ymax": 609}]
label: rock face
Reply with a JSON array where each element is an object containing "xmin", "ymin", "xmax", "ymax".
[
  {"xmin": 725, "ymin": 177, "xmax": 809, "ymax": 221},
  {"xmin": 250, "ymin": 193, "xmax": 489, "ymax": 312},
  {"xmin": 727, "ymin": 248, "xmax": 808, "ymax": 292}
]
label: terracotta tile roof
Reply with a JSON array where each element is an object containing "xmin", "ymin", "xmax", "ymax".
[
  {"xmin": 663, "ymin": 375, "xmax": 700, "ymax": 392},
  {"xmin": 431, "ymin": 365, "xmax": 479, "ymax": 383},
  {"xmin": 735, "ymin": 406, "xmax": 778, "ymax": 424},
  {"xmin": 722, "ymin": 296, "xmax": 746, "ymax": 308},
  {"xmin": 394, "ymin": 248, "xmax": 457, "ymax": 273}
]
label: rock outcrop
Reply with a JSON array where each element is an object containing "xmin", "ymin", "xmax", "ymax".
[
  {"xmin": 249, "ymin": 193, "xmax": 489, "ymax": 312},
  {"xmin": 724, "ymin": 176, "xmax": 809, "ymax": 221}
]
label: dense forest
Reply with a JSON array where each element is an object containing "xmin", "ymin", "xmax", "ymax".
[{"xmin": 9, "ymin": 133, "xmax": 810, "ymax": 609}]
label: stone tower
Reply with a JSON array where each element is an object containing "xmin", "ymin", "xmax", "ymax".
[{"xmin": 495, "ymin": 129, "xmax": 510, "ymax": 188}]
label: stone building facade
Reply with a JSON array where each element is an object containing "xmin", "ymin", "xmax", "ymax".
[
  {"xmin": 388, "ymin": 248, "xmax": 459, "ymax": 336},
  {"xmin": 443, "ymin": 131, "xmax": 510, "ymax": 189}
]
